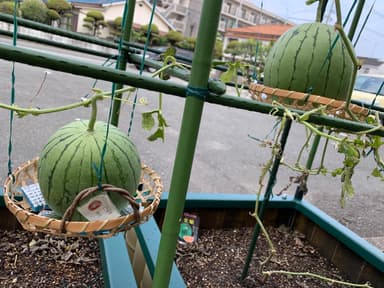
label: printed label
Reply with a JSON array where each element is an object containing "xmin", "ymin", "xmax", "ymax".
[{"xmin": 77, "ymin": 194, "xmax": 121, "ymax": 221}]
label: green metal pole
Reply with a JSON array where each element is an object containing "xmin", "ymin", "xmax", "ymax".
[
  {"xmin": 294, "ymin": 131, "xmax": 322, "ymax": 200},
  {"xmin": 0, "ymin": 13, "xmax": 117, "ymax": 49},
  {"xmin": 241, "ymin": 118, "xmax": 292, "ymax": 281},
  {"xmin": 152, "ymin": 1, "xmax": 222, "ymax": 287},
  {"xmin": 111, "ymin": 0, "xmax": 136, "ymax": 126},
  {"xmin": 0, "ymin": 30, "xmax": 115, "ymax": 59},
  {"xmin": 348, "ymin": 0, "xmax": 365, "ymax": 41},
  {"xmin": 1, "ymin": 43, "xmax": 384, "ymax": 137}
]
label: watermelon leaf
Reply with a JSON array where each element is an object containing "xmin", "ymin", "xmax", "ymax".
[
  {"xmin": 147, "ymin": 127, "xmax": 165, "ymax": 142},
  {"xmin": 157, "ymin": 112, "xmax": 169, "ymax": 128},
  {"xmin": 220, "ymin": 63, "xmax": 237, "ymax": 83},
  {"xmin": 142, "ymin": 111, "xmax": 155, "ymax": 131}
]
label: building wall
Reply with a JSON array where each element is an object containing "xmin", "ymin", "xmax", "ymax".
[
  {"xmin": 159, "ymin": 0, "xmax": 290, "ymax": 38},
  {"xmin": 184, "ymin": 0, "xmax": 202, "ymax": 37}
]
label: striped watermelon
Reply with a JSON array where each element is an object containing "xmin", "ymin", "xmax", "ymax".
[
  {"xmin": 263, "ymin": 23, "xmax": 355, "ymax": 100},
  {"xmin": 38, "ymin": 119, "xmax": 141, "ymax": 221}
]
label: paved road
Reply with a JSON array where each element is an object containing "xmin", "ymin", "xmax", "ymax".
[{"xmin": 0, "ymin": 39, "xmax": 383, "ymax": 245}]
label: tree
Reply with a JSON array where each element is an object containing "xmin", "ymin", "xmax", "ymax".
[
  {"xmin": 107, "ymin": 16, "xmax": 122, "ymax": 40},
  {"xmin": 165, "ymin": 30, "xmax": 183, "ymax": 45},
  {"xmin": 20, "ymin": 0, "xmax": 48, "ymax": 23},
  {"xmin": 0, "ymin": 1, "xmax": 18, "ymax": 15},
  {"xmin": 175, "ymin": 36, "xmax": 195, "ymax": 51},
  {"xmin": 46, "ymin": 0, "xmax": 72, "ymax": 29},
  {"xmin": 138, "ymin": 23, "xmax": 159, "ymax": 44},
  {"xmin": 225, "ymin": 40, "xmax": 242, "ymax": 61},
  {"xmin": 83, "ymin": 10, "xmax": 106, "ymax": 36},
  {"xmin": 214, "ymin": 39, "xmax": 223, "ymax": 59}
]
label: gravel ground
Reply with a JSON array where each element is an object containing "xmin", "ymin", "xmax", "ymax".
[
  {"xmin": 0, "ymin": 230, "xmax": 104, "ymax": 288},
  {"xmin": 176, "ymin": 226, "xmax": 366, "ymax": 288}
]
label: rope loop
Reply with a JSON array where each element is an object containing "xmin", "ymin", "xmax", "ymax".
[{"xmin": 186, "ymin": 86, "xmax": 209, "ymax": 101}]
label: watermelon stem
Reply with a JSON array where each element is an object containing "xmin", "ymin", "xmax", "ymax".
[
  {"xmin": 0, "ymin": 87, "xmax": 137, "ymax": 118},
  {"xmin": 316, "ymin": 0, "xmax": 328, "ymax": 22},
  {"xmin": 87, "ymin": 96, "xmax": 99, "ymax": 131}
]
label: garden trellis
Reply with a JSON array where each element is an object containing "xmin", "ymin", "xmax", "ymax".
[
  {"xmin": 0, "ymin": 0, "xmax": 383, "ymax": 287},
  {"xmin": 2, "ymin": 0, "xmax": 165, "ymax": 237}
]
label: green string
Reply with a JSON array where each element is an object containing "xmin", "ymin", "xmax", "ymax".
[
  {"xmin": 95, "ymin": 0, "xmax": 130, "ymax": 189},
  {"xmin": 7, "ymin": 0, "xmax": 18, "ymax": 178},
  {"xmin": 306, "ymin": 0, "xmax": 357, "ymax": 95},
  {"xmin": 83, "ymin": 56, "xmax": 115, "ymax": 99},
  {"xmin": 367, "ymin": 81, "xmax": 384, "ymax": 111},
  {"xmin": 186, "ymin": 86, "xmax": 209, "ymax": 101},
  {"xmin": 353, "ymin": 0, "xmax": 375, "ymax": 47},
  {"xmin": 128, "ymin": 0, "xmax": 158, "ymax": 136},
  {"xmin": 252, "ymin": 0, "xmax": 263, "ymax": 82}
]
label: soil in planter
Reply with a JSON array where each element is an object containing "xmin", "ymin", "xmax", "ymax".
[
  {"xmin": 0, "ymin": 229, "xmax": 104, "ymax": 287},
  {"xmin": 176, "ymin": 226, "xmax": 362, "ymax": 288}
]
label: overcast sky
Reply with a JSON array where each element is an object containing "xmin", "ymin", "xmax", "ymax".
[{"xmin": 250, "ymin": 0, "xmax": 383, "ymax": 59}]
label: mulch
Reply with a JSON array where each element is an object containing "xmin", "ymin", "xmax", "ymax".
[
  {"xmin": 175, "ymin": 225, "xmax": 364, "ymax": 288},
  {"xmin": 0, "ymin": 230, "xmax": 104, "ymax": 288},
  {"xmin": 0, "ymin": 225, "xmax": 370, "ymax": 288}
]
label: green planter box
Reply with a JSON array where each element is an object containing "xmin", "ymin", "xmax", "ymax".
[{"xmin": 1, "ymin": 189, "xmax": 383, "ymax": 287}]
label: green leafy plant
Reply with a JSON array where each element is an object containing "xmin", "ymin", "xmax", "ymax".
[
  {"xmin": 20, "ymin": 0, "xmax": 48, "ymax": 23},
  {"xmin": 165, "ymin": 30, "xmax": 183, "ymax": 46},
  {"xmin": 83, "ymin": 10, "xmax": 106, "ymax": 36},
  {"xmin": 0, "ymin": 1, "xmax": 18, "ymax": 15},
  {"xmin": 46, "ymin": 0, "xmax": 72, "ymax": 28},
  {"xmin": 213, "ymin": 60, "xmax": 253, "ymax": 97},
  {"xmin": 107, "ymin": 16, "xmax": 122, "ymax": 39},
  {"xmin": 141, "ymin": 47, "xmax": 191, "ymax": 142}
]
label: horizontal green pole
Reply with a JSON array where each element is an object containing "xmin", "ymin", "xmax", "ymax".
[
  {"xmin": 128, "ymin": 53, "xmax": 190, "ymax": 81},
  {"xmin": 205, "ymin": 93, "xmax": 384, "ymax": 137},
  {"xmin": 0, "ymin": 29, "xmax": 116, "ymax": 59},
  {"xmin": 0, "ymin": 42, "xmax": 383, "ymax": 137},
  {"xmin": 0, "ymin": 13, "xmax": 117, "ymax": 49},
  {"xmin": 0, "ymin": 42, "xmax": 186, "ymax": 97},
  {"xmin": 126, "ymin": 42, "xmax": 193, "ymax": 65}
]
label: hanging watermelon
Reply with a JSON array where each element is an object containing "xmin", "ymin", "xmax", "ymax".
[
  {"xmin": 263, "ymin": 22, "xmax": 355, "ymax": 100},
  {"xmin": 38, "ymin": 119, "xmax": 142, "ymax": 221}
]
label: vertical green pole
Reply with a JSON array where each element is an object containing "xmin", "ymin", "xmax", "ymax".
[
  {"xmin": 294, "ymin": 132, "xmax": 322, "ymax": 200},
  {"xmin": 111, "ymin": 0, "xmax": 136, "ymax": 126},
  {"xmin": 241, "ymin": 119, "xmax": 292, "ymax": 281},
  {"xmin": 152, "ymin": 1, "xmax": 222, "ymax": 287},
  {"xmin": 348, "ymin": 0, "xmax": 365, "ymax": 41}
]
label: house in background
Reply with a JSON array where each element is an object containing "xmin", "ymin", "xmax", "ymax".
[
  {"xmin": 151, "ymin": 0, "xmax": 291, "ymax": 38},
  {"xmin": 223, "ymin": 23, "xmax": 293, "ymax": 47},
  {"xmin": 69, "ymin": 0, "xmax": 175, "ymax": 38},
  {"xmin": 358, "ymin": 57, "xmax": 384, "ymax": 75}
]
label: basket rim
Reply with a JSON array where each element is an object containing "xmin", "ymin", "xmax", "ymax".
[
  {"xmin": 249, "ymin": 83, "xmax": 370, "ymax": 121},
  {"xmin": 3, "ymin": 157, "xmax": 163, "ymax": 238}
]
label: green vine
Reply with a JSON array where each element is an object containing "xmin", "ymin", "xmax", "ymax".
[
  {"xmin": 251, "ymin": 106, "xmax": 380, "ymax": 286},
  {"xmin": 213, "ymin": 60, "xmax": 252, "ymax": 97},
  {"xmin": 0, "ymin": 87, "xmax": 139, "ymax": 132},
  {"xmin": 262, "ymin": 270, "xmax": 373, "ymax": 287},
  {"xmin": 271, "ymin": 102, "xmax": 384, "ymax": 206},
  {"xmin": 142, "ymin": 47, "xmax": 189, "ymax": 142}
]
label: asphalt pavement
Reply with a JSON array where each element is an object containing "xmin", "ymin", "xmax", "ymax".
[{"xmin": 0, "ymin": 39, "xmax": 383, "ymax": 249}]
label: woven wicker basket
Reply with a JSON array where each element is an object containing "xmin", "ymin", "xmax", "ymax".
[
  {"xmin": 249, "ymin": 83, "xmax": 370, "ymax": 121},
  {"xmin": 3, "ymin": 158, "xmax": 163, "ymax": 238}
]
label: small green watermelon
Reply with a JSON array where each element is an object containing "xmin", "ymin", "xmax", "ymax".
[
  {"xmin": 38, "ymin": 119, "xmax": 141, "ymax": 221},
  {"xmin": 264, "ymin": 22, "xmax": 355, "ymax": 100}
]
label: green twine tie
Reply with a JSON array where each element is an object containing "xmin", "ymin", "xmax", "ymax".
[
  {"xmin": 186, "ymin": 86, "xmax": 209, "ymax": 101},
  {"xmin": 95, "ymin": 0, "xmax": 130, "ymax": 189},
  {"xmin": 7, "ymin": 0, "xmax": 18, "ymax": 179},
  {"xmin": 128, "ymin": 0, "xmax": 158, "ymax": 136},
  {"xmin": 306, "ymin": 1, "xmax": 357, "ymax": 96}
]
